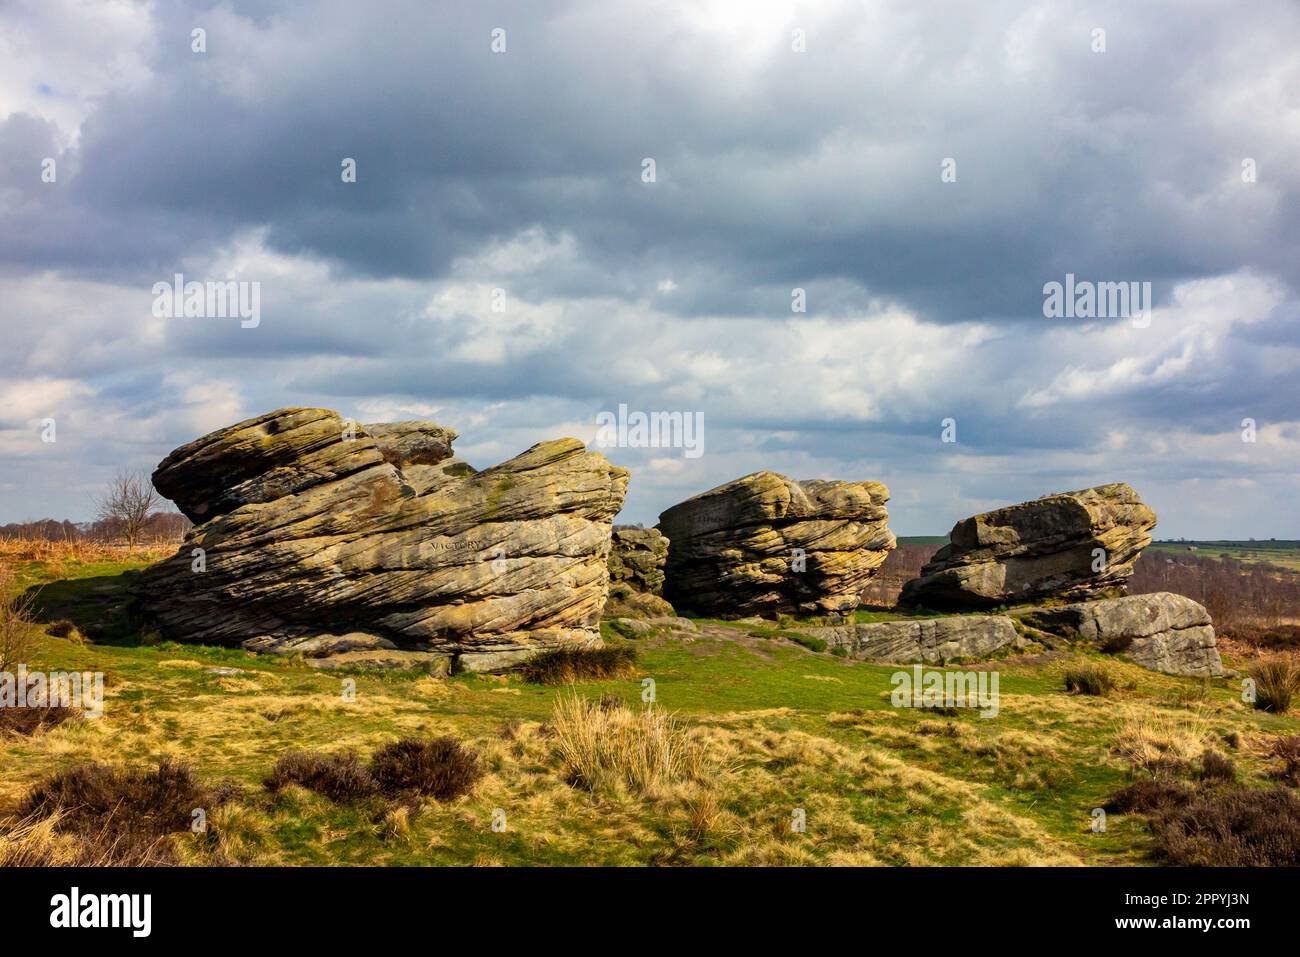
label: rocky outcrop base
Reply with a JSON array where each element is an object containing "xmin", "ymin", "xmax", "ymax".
[
  {"xmin": 790, "ymin": 615, "xmax": 1020, "ymax": 663},
  {"xmin": 1017, "ymin": 592, "xmax": 1223, "ymax": 677}
]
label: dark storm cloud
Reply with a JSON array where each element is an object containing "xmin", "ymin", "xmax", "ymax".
[
  {"xmin": 2, "ymin": 0, "xmax": 1298, "ymax": 536},
  {"xmin": 6, "ymin": 0, "xmax": 1297, "ymax": 317}
]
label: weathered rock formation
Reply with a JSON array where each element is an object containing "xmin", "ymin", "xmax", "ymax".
[
  {"xmin": 1017, "ymin": 592, "xmax": 1222, "ymax": 677},
  {"xmin": 657, "ymin": 471, "xmax": 896, "ymax": 617},
  {"xmin": 900, "ymin": 483, "xmax": 1156, "ymax": 610},
  {"xmin": 608, "ymin": 527, "xmax": 669, "ymax": 595},
  {"xmin": 136, "ymin": 408, "xmax": 628, "ymax": 672},
  {"xmin": 603, "ymin": 526, "xmax": 674, "ymax": 617},
  {"xmin": 790, "ymin": 616, "xmax": 1019, "ymax": 663}
]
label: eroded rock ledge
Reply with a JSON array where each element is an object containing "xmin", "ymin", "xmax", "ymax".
[{"xmin": 136, "ymin": 408, "xmax": 628, "ymax": 671}]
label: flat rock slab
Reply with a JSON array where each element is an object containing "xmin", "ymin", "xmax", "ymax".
[
  {"xmin": 243, "ymin": 632, "xmax": 398, "ymax": 658},
  {"xmin": 305, "ymin": 650, "xmax": 452, "ymax": 675},
  {"xmin": 901, "ymin": 483, "xmax": 1156, "ymax": 610},
  {"xmin": 1016, "ymin": 592, "xmax": 1223, "ymax": 677},
  {"xmin": 610, "ymin": 616, "xmax": 698, "ymax": 636},
  {"xmin": 791, "ymin": 615, "xmax": 1019, "ymax": 664}
]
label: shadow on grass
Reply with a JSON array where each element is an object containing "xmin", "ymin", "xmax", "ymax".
[{"xmin": 24, "ymin": 570, "xmax": 148, "ymax": 647}]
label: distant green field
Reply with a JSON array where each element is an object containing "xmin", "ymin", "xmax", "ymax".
[
  {"xmin": 896, "ymin": 535, "xmax": 948, "ymax": 546},
  {"xmin": 1149, "ymin": 540, "xmax": 1300, "ymax": 572}
]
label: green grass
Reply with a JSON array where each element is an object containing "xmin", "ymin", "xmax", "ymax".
[{"xmin": 4, "ymin": 556, "xmax": 1299, "ymax": 866}]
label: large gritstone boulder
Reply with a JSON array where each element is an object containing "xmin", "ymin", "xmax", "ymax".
[
  {"xmin": 899, "ymin": 483, "xmax": 1156, "ymax": 610},
  {"xmin": 789, "ymin": 615, "xmax": 1019, "ymax": 663},
  {"xmin": 1018, "ymin": 592, "xmax": 1223, "ymax": 677},
  {"xmin": 136, "ymin": 408, "xmax": 628, "ymax": 672},
  {"xmin": 657, "ymin": 471, "xmax": 895, "ymax": 617}
]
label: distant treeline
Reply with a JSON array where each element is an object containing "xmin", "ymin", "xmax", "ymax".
[{"xmin": 0, "ymin": 513, "xmax": 191, "ymax": 543}]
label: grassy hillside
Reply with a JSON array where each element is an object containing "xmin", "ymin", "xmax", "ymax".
[{"xmin": 3, "ymin": 555, "xmax": 1299, "ymax": 866}]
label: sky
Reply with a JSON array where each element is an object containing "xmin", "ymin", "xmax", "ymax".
[{"xmin": 0, "ymin": 0, "xmax": 1297, "ymax": 537}]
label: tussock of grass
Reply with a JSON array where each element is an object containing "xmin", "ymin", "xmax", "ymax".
[
  {"xmin": 547, "ymin": 694, "xmax": 705, "ymax": 797},
  {"xmin": 521, "ymin": 646, "xmax": 637, "ymax": 685},
  {"xmin": 1113, "ymin": 708, "xmax": 1210, "ymax": 776},
  {"xmin": 1249, "ymin": 657, "xmax": 1300, "ymax": 714},
  {"xmin": 1063, "ymin": 663, "xmax": 1115, "ymax": 696}
]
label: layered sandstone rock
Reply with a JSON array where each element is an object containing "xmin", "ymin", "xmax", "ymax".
[
  {"xmin": 900, "ymin": 483, "xmax": 1156, "ymax": 610},
  {"xmin": 789, "ymin": 616, "xmax": 1019, "ymax": 663},
  {"xmin": 608, "ymin": 527, "xmax": 669, "ymax": 595},
  {"xmin": 657, "ymin": 471, "xmax": 895, "ymax": 617},
  {"xmin": 603, "ymin": 527, "xmax": 675, "ymax": 618},
  {"xmin": 1018, "ymin": 592, "xmax": 1223, "ymax": 677},
  {"xmin": 136, "ymin": 408, "xmax": 628, "ymax": 671}
]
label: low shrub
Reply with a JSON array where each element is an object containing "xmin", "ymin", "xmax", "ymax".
[
  {"xmin": 1227, "ymin": 622, "xmax": 1300, "ymax": 652},
  {"xmin": 1199, "ymin": 750, "xmax": 1236, "ymax": 783},
  {"xmin": 521, "ymin": 646, "xmax": 637, "ymax": 685},
  {"xmin": 0, "ymin": 705, "xmax": 80, "ymax": 736},
  {"xmin": 369, "ymin": 737, "xmax": 482, "ymax": 801},
  {"xmin": 1154, "ymin": 785, "xmax": 1300, "ymax": 866},
  {"xmin": 264, "ymin": 750, "xmax": 377, "ymax": 802},
  {"xmin": 17, "ymin": 756, "xmax": 217, "ymax": 865},
  {"xmin": 265, "ymin": 737, "xmax": 482, "ymax": 804},
  {"xmin": 1063, "ymin": 663, "xmax": 1115, "ymax": 696},
  {"xmin": 46, "ymin": 618, "xmax": 79, "ymax": 639},
  {"xmin": 1249, "ymin": 657, "xmax": 1300, "ymax": 714},
  {"xmin": 1104, "ymin": 776, "xmax": 1192, "ymax": 814},
  {"xmin": 1269, "ymin": 735, "xmax": 1300, "ymax": 787}
]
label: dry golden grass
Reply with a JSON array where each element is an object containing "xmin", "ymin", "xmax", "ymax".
[
  {"xmin": 547, "ymin": 694, "xmax": 707, "ymax": 798},
  {"xmin": 1113, "ymin": 706, "xmax": 1212, "ymax": 774},
  {"xmin": 0, "ymin": 537, "xmax": 177, "ymax": 564}
]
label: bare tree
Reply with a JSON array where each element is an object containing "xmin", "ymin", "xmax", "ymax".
[{"xmin": 94, "ymin": 469, "xmax": 164, "ymax": 545}]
